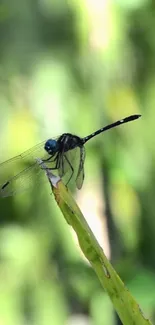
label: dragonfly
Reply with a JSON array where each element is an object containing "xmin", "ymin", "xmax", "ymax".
[{"xmin": 0, "ymin": 114, "xmax": 141, "ymax": 197}]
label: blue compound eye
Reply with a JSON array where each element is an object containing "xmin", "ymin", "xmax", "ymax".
[{"xmin": 44, "ymin": 139, "xmax": 59, "ymax": 154}]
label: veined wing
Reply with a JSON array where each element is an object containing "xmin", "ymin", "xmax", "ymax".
[
  {"xmin": 0, "ymin": 162, "xmax": 45, "ymax": 197},
  {"xmin": 58, "ymin": 146, "xmax": 85, "ymax": 188},
  {"xmin": 76, "ymin": 146, "xmax": 86, "ymax": 189},
  {"xmin": 58, "ymin": 145, "xmax": 79, "ymax": 177},
  {"xmin": 0, "ymin": 140, "xmax": 57, "ymax": 197}
]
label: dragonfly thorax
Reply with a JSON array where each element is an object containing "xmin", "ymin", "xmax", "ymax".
[
  {"xmin": 58, "ymin": 133, "xmax": 83, "ymax": 152},
  {"xmin": 44, "ymin": 139, "xmax": 59, "ymax": 155}
]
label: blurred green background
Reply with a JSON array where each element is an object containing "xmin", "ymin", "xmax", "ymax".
[{"xmin": 0, "ymin": 0, "xmax": 154, "ymax": 324}]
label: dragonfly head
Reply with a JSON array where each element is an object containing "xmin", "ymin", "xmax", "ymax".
[{"xmin": 44, "ymin": 139, "xmax": 59, "ymax": 155}]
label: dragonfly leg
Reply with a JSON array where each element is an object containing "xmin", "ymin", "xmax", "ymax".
[
  {"xmin": 64, "ymin": 154, "xmax": 74, "ymax": 185},
  {"xmin": 46, "ymin": 153, "xmax": 61, "ymax": 170},
  {"xmin": 42, "ymin": 153, "xmax": 58, "ymax": 163}
]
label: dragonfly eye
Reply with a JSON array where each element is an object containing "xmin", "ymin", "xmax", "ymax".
[{"xmin": 44, "ymin": 139, "xmax": 59, "ymax": 154}]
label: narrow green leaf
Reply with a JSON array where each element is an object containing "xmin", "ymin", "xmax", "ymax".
[{"xmin": 46, "ymin": 171, "xmax": 152, "ymax": 325}]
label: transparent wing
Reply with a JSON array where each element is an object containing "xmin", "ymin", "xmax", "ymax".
[
  {"xmin": 76, "ymin": 146, "xmax": 86, "ymax": 189},
  {"xmin": 0, "ymin": 139, "xmax": 58, "ymax": 197},
  {"xmin": 58, "ymin": 146, "xmax": 78, "ymax": 177},
  {"xmin": 0, "ymin": 162, "xmax": 44, "ymax": 197},
  {"xmin": 58, "ymin": 146, "xmax": 85, "ymax": 189}
]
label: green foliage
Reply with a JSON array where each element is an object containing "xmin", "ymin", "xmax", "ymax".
[
  {"xmin": 0, "ymin": 0, "xmax": 155, "ymax": 324},
  {"xmin": 52, "ymin": 179, "xmax": 152, "ymax": 325}
]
